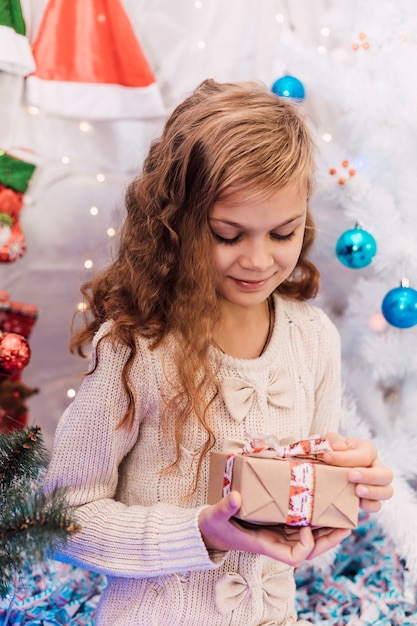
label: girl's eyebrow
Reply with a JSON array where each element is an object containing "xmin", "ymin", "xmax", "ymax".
[{"xmin": 209, "ymin": 213, "xmax": 305, "ymax": 228}]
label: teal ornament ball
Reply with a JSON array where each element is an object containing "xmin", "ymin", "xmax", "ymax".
[
  {"xmin": 381, "ymin": 286, "xmax": 417, "ymax": 328},
  {"xmin": 335, "ymin": 227, "xmax": 377, "ymax": 269},
  {"xmin": 271, "ymin": 75, "xmax": 305, "ymax": 100}
]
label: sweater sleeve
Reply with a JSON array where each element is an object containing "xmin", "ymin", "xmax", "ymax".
[
  {"xmin": 309, "ymin": 307, "xmax": 342, "ymax": 436},
  {"xmin": 44, "ymin": 324, "xmax": 226, "ymax": 577}
]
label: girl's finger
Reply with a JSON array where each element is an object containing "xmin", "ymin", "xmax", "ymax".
[
  {"xmin": 307, "ymin": 528, "xmax": 351, "ymax": 560},
  {"xmin": 349, "ymin": 463, "xmax": 394, "ymax": 487}
]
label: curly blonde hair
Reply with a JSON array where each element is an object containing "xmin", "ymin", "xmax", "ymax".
[{"xmin": 71, "ymin": 79, "xmax": 319, "ymax": 478}]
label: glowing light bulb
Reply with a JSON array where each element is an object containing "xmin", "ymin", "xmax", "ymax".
[
  {"xmin": 275, "ymin": 14, "xmax": 284, "ymax": 23},
  {"xmin": 90, "ymin": 205, "xmax": 99, "ymax": 215},
  {"xmin": 368, "ymin": 312, "xmax": 388, "ymax": 333},
  {"xmin": 77, "ymin": 302, "xmax": 87, "ymax": 312},
  {"xmin": 194, "ymin": 1, "xmax": 203, "ymax": 7},
  {"xmin": 61, "ymin": 156, "xmax": 70, "ymax": 164},
  {"xmin": 320, "ymin": 27, "xmax": 330, "ymax": 37},
  {"xmin": 27, "ymin": 106, "xmax": 40, "ymax": 115},
  {"xmin": 67, "ymin": 388, "xmax": 76, "ymax": 399},
  {"xmin": 79, "ymin": 121, "xmax": 92, "ymax": 132},
  {"xmin": 107, "ymin": 227, "xmax": 116, "ymax": 237},
  {"xmin": 84, "ymin": 259, "xmax": 93, "ymax": 269},
  {"xmin": 96, "ymin": 173, "xmax": 106, "ymax": 182},
  {"xmin": 322, "ymin": 133, "xmax": 332, "ymax": 142},
  {"xmin": 197, "ymin": 40, "xmax": 206, "ymax": 49}
]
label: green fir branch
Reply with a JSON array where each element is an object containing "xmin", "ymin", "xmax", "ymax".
[
  {"xmin": 0, "ymin": 426, "xmax": 80, "ymax": 599},
  {"xmin": 0, "ymin": 426, "xmax": 48, "ymax": 487}
]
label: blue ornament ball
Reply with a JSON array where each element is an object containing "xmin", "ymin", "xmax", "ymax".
[
  {"xmin": 271, "ymin": 75, "xmax": 305, "ymax": 100},
  {"xmin": 335, "ymin": 227, "xmax": 377, "ymax": 269},
  {"xmin": 381, "ymin": 286, "xmax": 417, "ymax": 328}
]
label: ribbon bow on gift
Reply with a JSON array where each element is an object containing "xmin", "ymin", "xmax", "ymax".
[
  {"xmin": 241, "ymin": 434, "xmax": 333, "ymax": 459},
  {"xmin": 215, "ymin": 569, "xmax": 293, "ymax": 616},
  {"xmin": 220, "ymin": 369, "xmax": 293, "ymax": 422}
]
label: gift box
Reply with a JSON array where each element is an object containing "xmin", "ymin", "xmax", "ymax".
[
  {"xmin": 0, "ymin": 291, "xmax": 38, "ymax": 338},
  {"xmin": 207, "ymin": 437, "xmax": 359, "ymax": 529}
]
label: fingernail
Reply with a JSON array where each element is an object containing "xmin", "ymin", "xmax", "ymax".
[
  {"xmin": 356, "ymin": 485, "xmax": 369, "ymax": 497},
  {"xmin": 350, "ymin": 470, "xmax": 362, "ymax": 482},
  {"xmin": 229, "ymin": 495, "xmax": 238, "ymax": 509}
]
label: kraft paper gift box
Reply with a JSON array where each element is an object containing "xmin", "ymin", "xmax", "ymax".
[{"xmin": 207, "ymin": 451, "xmax": 359, "ymax": 529}]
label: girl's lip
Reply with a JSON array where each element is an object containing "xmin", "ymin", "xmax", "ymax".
[{"xmin": 232, "ymin": 277, "xmax": 269, "ymax": 290}]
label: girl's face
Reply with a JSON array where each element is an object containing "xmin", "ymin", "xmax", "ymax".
[{"xmin": 209, "ymin": 183, "xmax": 307, "ymax": 309}]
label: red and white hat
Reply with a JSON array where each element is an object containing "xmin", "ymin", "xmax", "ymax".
[
  {"xmin": 0, "ymin": 0, "xmax": 35, "ymax": 76},
  {"xmin": 25, "ymin": 0, "xmax": 165, "ymax": 120}
]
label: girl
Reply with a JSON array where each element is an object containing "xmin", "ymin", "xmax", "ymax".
[{"xmin": 45, "ymin": 79, "xmax": 393, "ymax": 625}]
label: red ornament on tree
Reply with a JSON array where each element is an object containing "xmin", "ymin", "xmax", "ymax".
[
  {"xmin": 0, "ymin": 293, "xmax": 38, "ymax": 431},
  {"xmin": 0, "ymin": 332, "xmax": 31, "ymax": 376}
]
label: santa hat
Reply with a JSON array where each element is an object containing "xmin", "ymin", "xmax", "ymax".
[
  {"xmin": 25, "ymin": 0, "xmax": 165, "ymax": 120},
  {"xmin": 0, "ymin": 0, "xmax": 35, "ymax": 76}
]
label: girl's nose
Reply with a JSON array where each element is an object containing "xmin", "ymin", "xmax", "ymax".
[{"xmin": 239, "ymin": 238, "xmax": 274, "ymax": 271}]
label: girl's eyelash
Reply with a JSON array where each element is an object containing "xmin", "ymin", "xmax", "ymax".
[
  {"xmin": 211, "ymin": 230, "xmax": 296, "ymax": 245},
  {"xmin": 271, "ymin": 231, "xmax": 296, "ymax": 241},
  {"xmin": 211, "ymin": 232, "xmax": 241, "ymax": 245}
]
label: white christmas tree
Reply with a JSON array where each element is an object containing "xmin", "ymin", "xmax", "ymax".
[{"xmin": 272, "ymin": 0, "xmax": 417, "ymax": 579}]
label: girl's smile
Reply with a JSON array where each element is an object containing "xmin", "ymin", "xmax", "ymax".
[{"xmin": 232, "ymin": 277, "xmax": 270, "ymax": 289}]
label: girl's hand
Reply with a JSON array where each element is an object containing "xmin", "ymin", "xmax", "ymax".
[
  {"xmin": 322, "ymin": 433, "xmax": 394, "ymax": 512},
  {"xmin": 198, "ymin": 491, "xmax": 350, "ymax": 565}
]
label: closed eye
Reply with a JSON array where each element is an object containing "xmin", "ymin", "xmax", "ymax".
[
  {"xmin": 271, "ymin": 231, "xmax": 296, "ymax": 241},
  {"xmin": 211, "ymin": 231, "xmax": 242, "ymax": 245},
  {"xmin": 211, "ymin": 230, "xmax": 297, "ymax": 244}
]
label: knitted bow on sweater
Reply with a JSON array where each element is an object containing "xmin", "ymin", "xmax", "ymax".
[
  {"xmin": 214, "ymin": 569, "xmax": 294, "ymax": 616},
  {"xmin": 220, "ymin": 370, "xmax": 293, "ymax": 422}
]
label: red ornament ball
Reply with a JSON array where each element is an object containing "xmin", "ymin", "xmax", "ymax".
[{"xmin": 0, "ymin": 332, "xmax": 31, "ymax": 376}]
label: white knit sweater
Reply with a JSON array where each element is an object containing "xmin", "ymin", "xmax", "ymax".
[{"xmin": 45, "ymin": 294, "xmax": 341, "ymax": 626}]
